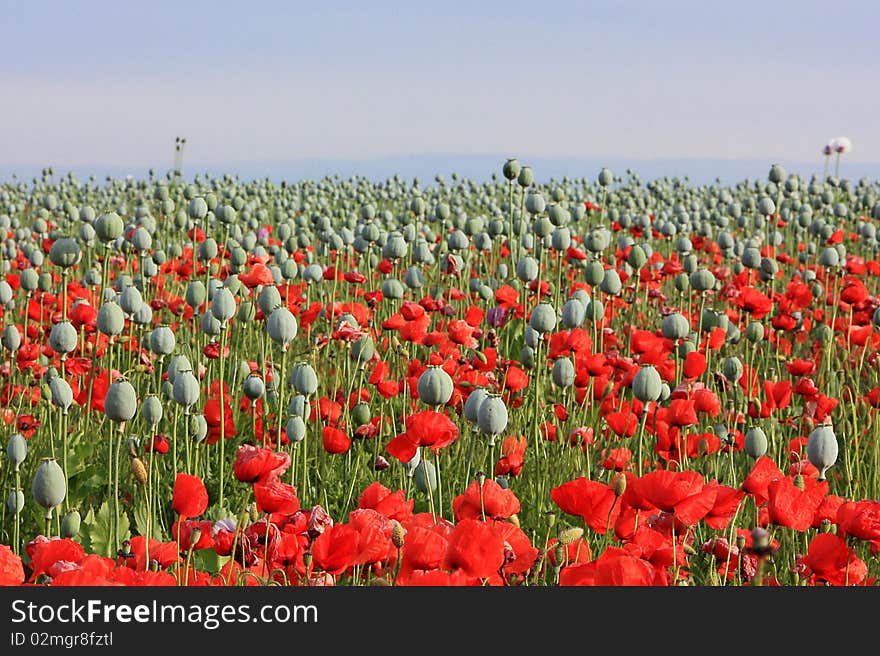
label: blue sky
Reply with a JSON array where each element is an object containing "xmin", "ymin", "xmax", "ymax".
[{"xmin": 2, "ymin": 0, "xmax": 878, "ymax": 173}]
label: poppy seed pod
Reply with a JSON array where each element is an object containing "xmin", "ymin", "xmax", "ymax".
[
  {"xmin": 166, "ymin": 355, "xmax": 192, "ymax": 385},
  {"xmin": 627, "ymin": 244, "xmax": 647, "ymax": 269},
  {"xmin": 413, "ymin": 460, "xmax": 437, "ymax": 494},
  {"xmin": 600, "ymin": 269, "xmax": 622, "ymax": 295},
  {"xmin": 598, "ymin": 168, "xmax": 613, "ymax": 186},
  {"xmin": 190, "ymin": 414, "xmax": 208, "ymax": 443},
  {"xmin": 243, "ymin": 374, "xmax": 266, "ymax": 401},
  {"xmin": 689, "ymin": 269, "xmax": 715, "ymax": 292},
  {"xmin": 201, "ymin": 311, "xmax": 222, "ymax": 336},
  {"xmin": 744, "ymin": 427, "xmax": 768, "ymax": 459},
  {"xmin": 350, "ymin": 335, "xmax": 375, "ymax": 363},
  {"xmin": 61, "ymin": 509, "xmax": 81, "ymax": 538},
  {"xmin": 292, "ymin": 363, "xmax": 319, "ymax": 396},
  {"xmin": 516, "ymin": 256, "xmax": 539, "ymax": 282},
  {"xmin": 188, "ymin": 197, "xmax": 208, "ymax": 220},
  {"xmin": 258, "ymin": 285, "xmax": 282, "ymax": 315},
  {"xmin": 551, "ymin": 357, "xmax": 575, "ymax": 388},
  {"xmin": 95, "ymin": 212, "xmax": 124, "ymax": 242},
  {"xmin": 286, "ymin": 416, "xmax": 306, "ymax": 443},
  {"xmin": 129, "ymin": 226, "xmax": 152, "ymax": 252},
  {"xmin": 237, "ymin": 300, "xmax": 256, "ymax": 323},
  {"xmin": 584, "ymin": 260, "xmax": 605, "ymax": 286},
  {"xmin": 381, "ymin": 277, "xmax": 405, "ymax": 299},
  {"xmin": 561, "ymin": 298, "xmax": 586, "ymax": 328},
  {"xmin": 464, "ymin": 388, "xmax": 489, "ymax": 425},
  {"xmin": 661, "ymin": 313, "xmax": 690, "ymax": 340},
  {"xmin": 97, "ymin": 302, "xmax": 125, "ymax": 336},
  {"xmin": 503, "ymin": 158, "xmax": 521, "ymax": 181},
  {"xmin": 525, "ymin": 192, "xmax": 546, "ymax": 215},
  {"xmin": 7, "ymin": 489, "xmax": 24, "ymax": 514},
  {"xmin": 142, "ymin": 394, "xmax": 163, "ymax": 427},
  {"xmin": 49, "ymin": 377, "xmax": 74, "ymax": 413},
  {"xmin": 288, "ymin": 394, "xmax": 308, "ymax": 419},
  {"xmin": 517, "ymin": 166, "xmax": 534, "ymax": 188},
  {"xmin": 185, "ymin": 281, "xmax": 207, "ymax": 310},
  {"xmin": 529, "ymin": 303, "xmax": 556, "ymax": 333},
  {"xmin": 211, "ymin": 287, "xmax": 236, "ymax": 322},
  {"xmin": 104, "ymin": 379, "xmax": 138, "ymax": 423},
  {"xmin": 19, "ymin": 268, "xmax": 38, "ymax": 292},
  {"xmin": 632, "ymin": 365, "xmax": 662, "ymax": 402},
  {"xmin": 477, "ymin": 395, "xmax": 508, "ymax": 436},
  {"xmin": 149, "ymin": 325, "xmax": 176, "ymax": 355},
  {"xmin": 172, "ymin": 370, "xmax": 200, "ymax": 409},
  {"xmin": 118, "ymin": 285, "xmax": 144, "ymax": 315},
  {"xmin": 417, "ymin": 366, "xmax": 454, "ymax": 407},
  {"xmin": 0, "ymin": 280, "xmax": 12, "ymax": 306},
  {"xmin": 6, "ymin": 433, "xmax": 27, "ymax": 467},
  {"xmin": 352, "ymin": 402, "xmax": 371, "ymax": 427},
  {"xmin": 267, "ymin": 307, "xmax": 298, "ymax": 349},
  {"xmin": 584, "ymin": 298, "xmax": 604, "ymax": 322},
  {"xmin": 722, "ymin": 356, "xmax": 743, "ymax": 382},
  {"xmin": 48, "ymin": 237, "xmax": 81, "ymax": 268},
  {"xmin": 1, "ymin": 325, "xmax": 21, "ymax": 352},
  {"xmin": 807, "ymin": 424, "xmax": 838, "ymax": 481},
  {"xmin": 48, "ymin": 321, "xmax": 77, "ymax": 354},
  {"xmin": 32, "ymin": 458, "xmax": 66, "ymax": 511}
]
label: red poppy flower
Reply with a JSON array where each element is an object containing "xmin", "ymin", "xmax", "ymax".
[
  {"xmin": 766, "ymin": 478, "xmax": 827, "ymax": 532},
  {"xmin": 837, "ymin": 500, "xmax": 880, "ymax": 542},
  {"xmin": 145, "ymin": 434, "xmax": 170, "ymax": 454},
  {"xmin": 453, "ymin": 479, "xmax": 521, "ymax": 521},
  {"xmin": 26, "ymin": 538, "xmax": 86, "ymax": 582},
  {"xmin": 801, "ymin": 533, "xmax": 867, "ymax": 586},
  {"xmin": 233, "ymin": 444, "xmax": 291, "ymax": 484},
  {"xmin": 253, "ymin": 478, "xmax": 300, "ymax": 515},
  {"xmin": 172, "ymin": 473, "xmax": 209, "ymax": 519},
  {"xmin": 322, "ymin": 426, "xmax": 352, "ymax": 455},
  {"xmin": 633, "ymin": 470, "xmax": 713, "ymax": 525},
  {"xmin": 311, "ymin": 524, "xmax": 360, "ymax": 575},
  {"xmin": 203, "ymin": 396, "xmax": 237, "ymax": 444},
  {"xmin": 0, "ymin": 544, "xmax": 24, "ymax": 585},
  {"xmin": 494, "ymin": 436, "xmax": 527, "ymax": 477},
  {"xmin": 357, "ymin": 482, "xmax": 414, "ymax": 522},
  {"xmin": 682, "ymin": 351, "xmax": 706, "ymax": 379},
  {"xmin": 551, "ymin": 478, "xmax": 620, "ymax": 534},
  {"xmin": 559, "ymin": 547, "xmax": 657, "ymax": 586},
  {"xmin": 385, "ymin": 410, "xmax": 460, "ymax": 462},
  {"xmin": 443, "ymin": 519, "xmax": 505, "ymax": 580},
  {"xmin": 16, "ymin": 414, "xmax": 41, "ymax": 438},
  {"xmin": 741, "ymin": 456, "xmax": 784, "ymax": 505},
  {"xmin": 238, "ymin": 263, "xmax": 275, "ymax": 289}
]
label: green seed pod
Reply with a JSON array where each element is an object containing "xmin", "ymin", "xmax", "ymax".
[
  {"xmin": 600, "ymin": 269, "xmax": 622, "ymax": 296},
  {"xmin": 172, "ymin": 370, "xmax": 200, "ymax": 409},
  {"xmin": 529, "ymin": 303, "xmax": 557, "ymax": 333},
  {"xmin": 188, "ymin": 197, "xmax": 208, "ymax": 220},
  {"xmin": 722, "ymin": 356, "xmax": 743, "ymax": 382},
  {"xmin": 97, "ymin": 302, "xmax": 125, "ymax": 336},
  {"xmin": 292, "ymin": 363, "xmax": 319, "ymax": 396},
  {"xmin": 477, "ymin": 395, "xmax": 508, "ymax": 436},
  {"xmin": 286, "ymin": 415, "xmax": 306, "ymax": 443},
  {"xmin": 95, "ymin": 212, "xmax": 124, "ymax": 242},
  {"xmin": 516, "ymin": 256, "xmax": 539, "ymax": 282},
  {"xmin": 32, "ymin": 457, "xmax": 66, "ymax": 511},
  {"xmin": 677, "ymin": 339, "xmax": 696, "ymax": 358},
  {"xmin": 525, "ymin": 192, "xmax": 546, "ymax": 215},
  {"xmin": 598, "ymin": 168, "xmax": 613, "ymax": 187},
  {"xmin": 48, "ymin": 321, "xmax": 77, "ymax": 354},
  {"xmin": 627, "ymin": 244, "xmax": 647, "ymax": 269},
  {"xmin": 1, "ymin": 325, "xmax": 21, "ymax": 352},
  {"xmin": 185, "ymin": 281, "xmax": 207, "ymax": 310},
  {"xmin": 632, "ymin": 365, "xmax": 662, "ymax": 402},
  {"xmin": 352, "ymin": 402, "xmax": 371, "ymax": 427},
  {"xmin": 744, "ymin": 427, "xmax": 768, "ymax": 459},
  {"xmin": 258, "ymin": 285, "xmax": 282, "ymax": 315},
  {"xmin": 49, "ymin": 377, "xmax": 74, "ymax": 413},
  {"xmin": 37, "ymin": 272, "xmax": 52, "ymax": 292},
  {"xmin": 190, "ymin": 414, "xmax": 208, "ymax": 443},
  {"xmin": 19, "ymin": 268, "xmax": 38, "ymax": 292},
  {"xmin": 381, "ymin": 277, "xmax": 405, "ymax": 299},
  {"xmin": 745, "ymin": 321, "xmax": 765, "ymax": 343},
  {"xmin": 807, "ymin": 424, "xmax": 838, "ymax": 481},
  {"xmin": 104, "ymin": 379, "xmax": 138, "ymax": 423},
  {"xmin": 350, "ymin": 335, "xmax": 375, "ymax": 363},
  {"xmin": 211, "ymin": 287, "xmax": 236, "ymax": 322},
  {"xmin": 7, "ymin": 433, "xmax": 27, "ymax": 467},
  {"xmin": 689, "ymin": 269, "xmax": 716, "ymax": 292},
  {"xmin": 561, "ymin": 298, "xmax": 586, "ymax": 328},
  {"xmin": 517, "ymin": 166, "xmax": 534, "ymax": 188},
  {"xmin": 552, "ymin": 357, "xmax": 575, "ymax": 388},
  {"xmin": 61, "ymin": 509, "xmax": 81, "ymax": 538},
  {"xmin": 464, "ymin": 388, "xmax": 489, "ymax": 425},
  {"xmin": 267, "ymin": 307, "xmax": 298, "ymax": 349},
  {"xmin": 243, "ymin": 374, "xmax": 265, "ymax": 401},
  {"xmin": 661, "ymin": 313, "xmax": 690, "ymax": 340},
  {"xmin": 48, "ymin": 237, "xmax": 81, "ymax": 268},
  {"xmin": 237, "ymin": 300, "xmax": 256, "ymax": 323},
  {"xmin": 198, "ymin": 237, "xmax": 218, "ymax": 261},
  {"xmin": 142, "ymin": 394, "xmax": 163, "ymax": 427},
  {"xmin": 417, "ymin": 366, "xmax": 454, "ymax": 407},
  {"xmin": 413, "ymin": 460, "xmax": 437, "ymax": 494},
  {"xmin": 288, "ymin": 394, "xmax": 308, "ymax": 419},
  {"xmin": 585, "ymin": 299, "xmax": 604, "ymax": 322},
  {"xmin": 7, "ymin": 489, "xmax": 24, "ymax": 514},
  {"xmin": 129, "ymin": 226, "xmax": 152, "ymax": 252},
  {"xmin": 584, "ymin": 260, "xmax": 605, "ymax": 286},
  {"xmin": 503, "ymin": 158, "xmax": 521, "ymax": 181},
  {"xmin": 149, "ymin": 325, "xmax": 176, "ymax": 355}
]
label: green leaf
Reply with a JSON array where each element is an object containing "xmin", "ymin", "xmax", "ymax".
[
  {"xmin": 84, "ymin": 501, "xmax": 130, "ymax": 558},
  {"xmin": 192, "ymin": 549, "xmax": 229, "ymax": 575},
  {"xmin": 133, "ymin": 503, "xmax": 164, "ymax": 542}
]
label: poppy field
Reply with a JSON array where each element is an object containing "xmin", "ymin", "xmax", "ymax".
[{"xmin": 2, "ymin": 152, "xmax": 880, "ymax": 587}]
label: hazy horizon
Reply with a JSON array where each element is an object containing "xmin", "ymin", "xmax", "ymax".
[{"xmin": 3, "ymin": 1, "xmax": 878, "ymax": 172}]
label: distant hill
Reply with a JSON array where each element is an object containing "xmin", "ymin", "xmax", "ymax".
[{"xmin": 2, "ymin": 154, "xmax": 878, "ymax": 187}]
